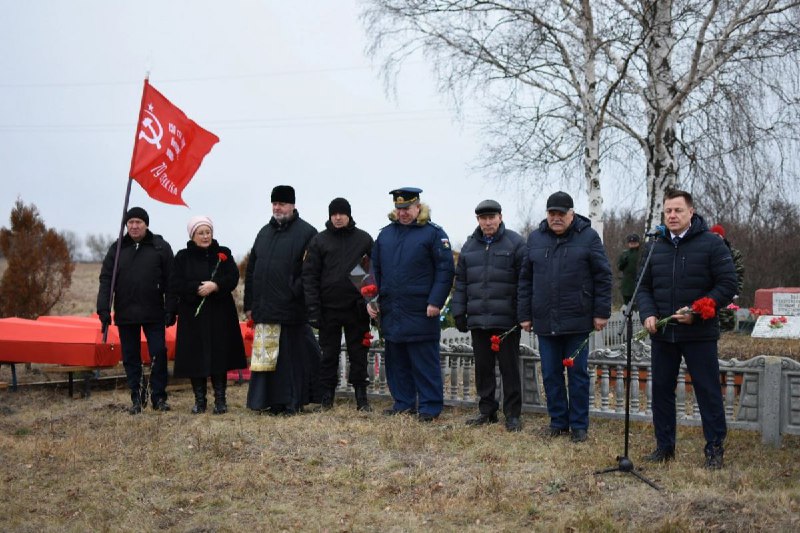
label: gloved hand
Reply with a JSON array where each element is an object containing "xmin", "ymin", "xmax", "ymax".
[
  {"xmin": 99, "ymin": 311, "xmax": 111, "ymax": 328},
  {"xmin": 454, "ymin": 315, "xmax": 468, "ymax": 333},
  {"xmin": 165, "ymin": 312, "xmax": 176, "ymax": 327}
]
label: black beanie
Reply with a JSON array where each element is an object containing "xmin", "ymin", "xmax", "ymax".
[
  {"xmin": 125, "ymin": 206, "xmax": 149, "ymax": 226},
  {"xmin": 271, "ymin": 185, "xmax": 296, "ymax": 204},
  {"xmin": 328, "ymin": 197, "xmax": 352, "ymax": 217}
]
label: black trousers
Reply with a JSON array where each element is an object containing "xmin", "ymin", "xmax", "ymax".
[
  {"xmin": 317, "ymin": 306, "xmax": 370, "ymax": 390},
  {"xmin": 651, "ymin": 338, "xmax": 727, "ymax": 450},
  {"xmin": 471, "ymin": 328, "xmax": 522, "ymax": 419}
]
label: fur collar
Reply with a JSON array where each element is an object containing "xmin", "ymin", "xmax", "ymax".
[{"xmin": 387, "ymin": 203, "xmax": 431, "ymax": 225}]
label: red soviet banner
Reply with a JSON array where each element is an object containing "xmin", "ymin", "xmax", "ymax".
[{"xmin": 129, "ymin": 80, "xmax": 219, "ymax": 205}]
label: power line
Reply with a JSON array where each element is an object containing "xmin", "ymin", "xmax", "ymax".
[{"xmin": 0, "ymin": 62, "xmax": 423, "ymax": 89}]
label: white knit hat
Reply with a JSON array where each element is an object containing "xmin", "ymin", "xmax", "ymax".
[{"xmin": 187, "ymin": 215, "xmax": 213, "ymax": 238}]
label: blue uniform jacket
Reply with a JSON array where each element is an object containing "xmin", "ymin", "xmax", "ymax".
[{"xmin": 372, "ymin": 205, "xmax": 455, "ymax": 343}]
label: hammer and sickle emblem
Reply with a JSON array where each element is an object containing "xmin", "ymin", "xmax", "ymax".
[{"xmin": 138, "ymin": 108, "xmax": 163, "ymax": 150}]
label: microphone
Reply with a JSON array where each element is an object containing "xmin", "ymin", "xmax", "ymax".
[{"xmin": 645, "ymin": 225, "xmax": 667, "ymax": 238}]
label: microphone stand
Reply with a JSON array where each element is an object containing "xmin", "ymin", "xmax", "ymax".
[{"xmin": 594, "ymin": 231, "xmax": 661, "ymax": 490}]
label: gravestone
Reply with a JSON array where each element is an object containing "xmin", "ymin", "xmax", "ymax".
[{"xmin": 753, "ymin": 287, "xmax": 800, "ymax": 315}]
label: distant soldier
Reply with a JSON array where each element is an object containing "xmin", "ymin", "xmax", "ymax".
[
  {"xmin": 617, "ymin": 233, "xmax": 641, "ymax": 309},
  {"xmin": 710, "ymin": 224, "xmax": 745, "ymax": 331}
]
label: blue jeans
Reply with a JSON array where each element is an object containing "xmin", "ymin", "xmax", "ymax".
[
  {"xmin": 118, "ymin": 323, "xmax": 169, "ymax": 404},
  {"xmin": 651, "ymin": 339, "xmax": 727, "ymax": 450},
  {"xmin": 538, "ymin": 333, "xmax": 591, "ymax": 430},
  {"xmin": 384, "ymin": 340, "xmax": 443, "ymax": 416}
]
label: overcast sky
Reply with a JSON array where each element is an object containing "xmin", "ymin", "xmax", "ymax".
[{"xmin": 0, "ymin": 1, "xmax": 639, "ymax": 259}]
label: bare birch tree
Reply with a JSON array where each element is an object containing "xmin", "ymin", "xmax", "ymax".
[
  {"xmin": 362, "ymin": 0, "xmax": 642, "ymax": 238},
  {"xmin": 618, "ymin": 0, "xmax": 800, "ymax": 229},
  {"xmin": 363, "ymin": 0, "xmax": 800, "ymax": 232}
]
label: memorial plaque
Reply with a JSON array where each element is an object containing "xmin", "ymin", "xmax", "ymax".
[
  {"xmin": 773, "ymin": 293, "xmax": 800, "ymax": 316},
  {"xmin": 751, "ymin": 315, "xmax": 800, "ymax": 339}
]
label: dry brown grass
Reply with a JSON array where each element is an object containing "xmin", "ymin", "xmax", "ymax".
[
  {"xmin": 0, "ymin": 387, "xmax": 798, "ymax": 531},
  {"xmin": 2, "ymin": 261, "xmax": 800, "ymax": 530}
]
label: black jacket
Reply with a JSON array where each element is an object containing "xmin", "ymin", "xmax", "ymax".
[
  {"xmin": 302, "ymin": 218, "xmax": 374, "ymax": 320},
  {"xmin": 97, "ymin": 230, "xmax": 174, "ymax": 325},
  {"xmin": 517, "ymin": 214, "xmax": 612, "ymax": 336},
  {"xmin": 451, "ymin": 223, "xmax": 526, "ymax": 330},
  {"xmin": 168, "ymin": 240, "xmax": 247, "ymax": 378},
  {"xmin": 244, "ymin": 211, "xmax": 317, "ymax": 324},
  {"xmin": 636, "ymin": 214, "xmax": 737, "ymax": 342}
]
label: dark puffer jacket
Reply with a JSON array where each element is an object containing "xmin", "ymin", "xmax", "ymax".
[
  {"xmin": 451, "ymin": 223, "xmax": 526, "ymax": 330},
  {"xmin": 636, "ymin": 214, "xmax": 737, "ymax": 342},
  {"xmin": 97, "ymin": 230, "xmax": 174, "ymax": 325},
  {"xmin": 302, "ymin": 218, "xmax": 374, "ymax": 320},
  {"xmin": 517, "ymin": 214, "xmax": 612, "ymax": 336},
  {"xmin": 372, "ymin": 205, "xmax": 455, "ymax": 343},
  {"xmin": 168, "ymin": 240, "xmax": 246, "ymax": 378},
  {"xmin": 244, "ymin": 211, "xmax": 317, "ymax": 324}
]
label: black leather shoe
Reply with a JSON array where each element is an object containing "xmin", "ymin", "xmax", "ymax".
[
  {"xmin": 703, "ymin": 444, "xmax": 724, "ymax": 470},
  {"xmin": 153, "ymin": 399, "xmax": 171, "ymax": 412},
  {"xmin": 466, "ymin": 412, "xmax": 499, "ymax": 426},
  {"xmin": 382, "ymin": 408, "xmax": 416, "ymax": 416},
  {"xmin": 543, "ymin": 427, "xmax": 569, "ymax": 437},
  {"xmin": 417, "ymin": 413, "xmax": 437, "ymax": 423},
  {"xmin": 505, "ymin": 417, "xmax": 522, "ymax": 432},
  {"xmin": 644, "ymin": 447, "xmax": 675, "ymax": 463},
  {"xmin": 570, "ymin": 428, "xmax": 588, "ymax": 442}
]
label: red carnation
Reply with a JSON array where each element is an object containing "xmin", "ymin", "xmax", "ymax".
[
  {"xmin": 562, "ymin": 358, "xmax": 575, "ymax": 368},
  {"xmin": 360, "ymin": 284, "xmax": 378, "ymax": 299},
  {"xmin": 490, "ymin": 335, "xmax": 501, "ymax": 344},
  {"xmin": 691, "ymin": 297, "xmax": 717, "ymax": 320},
  {"xmin": 362, "ymin": 331, "xmax": 374, "ymax": 347},
  {"xmin": 217, "ymin": 252, "xmax": 228, "ymax": 262},
  {"xmin": 490, "ymin": 343, "xmax": 501, "ymax": 352}
]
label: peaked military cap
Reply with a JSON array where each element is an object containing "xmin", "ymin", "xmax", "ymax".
[{"xmin": 390, "ymin": 187, "xmax": 422, "ymax": 208}]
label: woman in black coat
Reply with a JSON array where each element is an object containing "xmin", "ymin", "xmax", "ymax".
[{"xmin": 168, "ymin": 216, "xmax": 247, "ymax": 414}]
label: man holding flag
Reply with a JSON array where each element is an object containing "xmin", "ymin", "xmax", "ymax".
[{"xmin": 97, "ymin": 207, "xmax": 174, "ymax": 414}]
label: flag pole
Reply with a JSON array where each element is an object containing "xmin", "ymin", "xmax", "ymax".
[{"xmin": 103, "ymin": 76, "xmax": 150, "ymax": 343}]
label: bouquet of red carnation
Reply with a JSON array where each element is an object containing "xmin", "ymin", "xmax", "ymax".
[
  {"xmin": 635, "ymin": 296, "xmax": 717, "ymax": 341},
  {"xmin": 769, "ymin": 316, "xmax": 788, "ymax": 329},
  {"xmin": 490, "ymin": 325, "xmax": 519, "ymax": 352},
  {"xmin": 361, "ymin": 331, "xmax": 374, "ymax": 347},
  {"xmin": 195, "ymin": 252, "xmax": 228, "ymax": 317}
]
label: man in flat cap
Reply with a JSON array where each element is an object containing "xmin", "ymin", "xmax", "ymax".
[
  {"xmin": 369, "ymin": 187, "xmax": 455, "ymax": 422},
  {"xmin": 617, "ymin": 233, "xmax": 641, "ymax": 309},
  {"xmin": 303, "ymin": 197, "xmax": 374, "ymax": 411},
  {"xmin": 452, "ymin": 199, "xmax": 526, "ymax": 431},
  {"xmin": 518, "ymin": 191, "xmax": 612, "ymax": 442},
  {"xmin": 97, "ymin": 206, "xmax": 175, "ymax": 414},
  {"xmin": 245, "ymin": 185, "xmax": 321, "ymax": 415}
]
